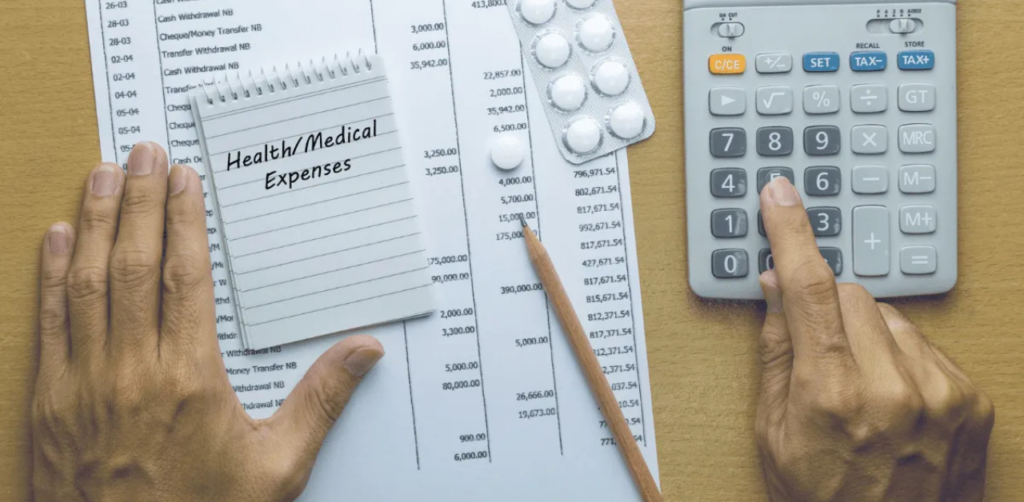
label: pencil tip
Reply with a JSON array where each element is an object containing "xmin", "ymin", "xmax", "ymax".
[{"xmin": 519, "ymin": 214, "xmax": 528, "ymax": 228}]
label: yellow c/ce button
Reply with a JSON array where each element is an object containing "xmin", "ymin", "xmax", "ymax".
[{"xmin": 709, "ymin": 54, "xmax": 746, "ymax": 75}]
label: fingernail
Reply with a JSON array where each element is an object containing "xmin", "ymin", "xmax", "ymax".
[
  {"xmin": 127, "ymin": 142, "xmax": 156, "ymax": 176},
  {"xmin": 47, "ymin": 224, "xmax": 70, "ymax": 256},
  {"xmin": 91, "ymin": 164, "xmax": 117, "ymax": 197},
  {"xmin": 761, "ymin": 272, "xmax": 783, "ymax": 314},
  {"xmin": 344, "ymin": 347, "xmax": 383, "ymax": 378},
  {"xmin": 767, "ymin": 177, "xmax": 801, "ymax": 207},
  {"xmin": 169, "ymin": 165, "xmax": 190, "ymax": 196}
]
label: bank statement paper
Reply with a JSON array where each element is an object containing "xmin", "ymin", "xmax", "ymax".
[{"xmin": 84, "ymin": 1, "xmax": 658, "ymax": 499}]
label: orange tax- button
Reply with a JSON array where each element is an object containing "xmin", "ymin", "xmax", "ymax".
[{"xmin": 709, "ymin": 54, "xmax": 746, "ymax": 74}]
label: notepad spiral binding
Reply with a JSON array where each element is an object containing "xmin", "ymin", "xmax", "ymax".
[{"xmin": 198, "ymin": 50, "xmax": 375, "ymax": 106}]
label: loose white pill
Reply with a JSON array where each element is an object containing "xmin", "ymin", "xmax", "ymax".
[
  {"xmin": 533, "ymin": 32, "xmax": 571, "ymax": 69},
  {"xmin": 592, "ymin": 60, "xmax": 630, "ymax": 96},
  {"xmin": 564, "ymin": 118, "xmax": 603, "ymax": 154},
  {"xmin": 577, "ymin": 15, "xmax": 615, "ymax": 52},
  {"xmin": 565, "ymin": 0, "xmax": 597, "ymax": 9},
  {"xmin": 549, "ymin": 74, "xmax": 588, "ymax": 112},
  {"xmin": 520, "ymin": 0, "xmax": 557, "ymax": 25},
  {"xmin": 608, "ymin": 102, "xmax": 646, "ymax": 139},
  {"xmin": 490, "ymin": 134, "xmax": 526, "ymax": 171}
]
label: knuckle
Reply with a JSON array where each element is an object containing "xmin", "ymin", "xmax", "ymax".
[
  {"xmin": 971, "ymin": 392, "xmax": 996, "ymax": 430},
  {"xmin": 803, "ymin": 377, "xmax": 862, "ymax": 420},
  {"xmin": 162, "ymin": 253, "xmax": 210, "ymax": 297},
  {"xmin": 267, "ymin": 455, "xmax": 311, "ymax": 502},
  {"xmin": 66, "ymin": 265, "xmax": 108, "ymax": 304},
  {"xmin": 111, "ymin": 377, "xmax": 145, "ymax": 414},
  {"xmin": 836, "ymin": 282, "xmax": 871, "ymax": 301},
  {"xmin": 38, "ymin": 303, "xmax": 68, "ymax": 335},
  {"xmin": 789, "ymin": 260, "xmax": 837, "ymax": 301},
  {"xmin": 32, "ymin": 394, "xmax": 75, "ymax": 436},
  {"xmin": 758, "ymin": 331, "xmax": 792, "ymax": 368},
  {"xmin": 120, "ymin": 188, "xmax": 161, "ymax": 217},
  {"xmin": 164, "ymin": 364, "xmax": 205, "ymax": 403},
  {"xmin": 109, "ymin": 247, "xmax": 160, "ymax": 291},
  {"xmin": 872, "ymin": 380, "xmax": 925, "ymax": 429},
  {"xmin": 167, "ymin": 194, "xmax": 203, "ymax": 225},
  {"xmin": 79, "ymin": 206, "xmax": 117, "ymax": 233},
  {"xmin": 925, "ymin": 379, "xmax": 967, "ymax": 421},
  {"xmin": 40, "ymin": 264, "xmax": 69, "ymax": 291},
  {"xmin": 307, "ymin": 378, "xmax": 348, "ymax": 431}
]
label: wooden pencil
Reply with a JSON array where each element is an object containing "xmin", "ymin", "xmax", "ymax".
[{"xmin": 521, "ymin": 219, "xmax": 663, "ymax": 502}]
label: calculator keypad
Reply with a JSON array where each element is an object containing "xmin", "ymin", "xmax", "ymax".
[
  {"xmin": 710, "ymin": 87, "xmax": 747, "ymax": 116},
  {"xmin": 804, "ymin": 166, "xmax": 841, "ymax": 196},
  {"xmin": 756, "ymin": 127, "xmax": 794, "ymax": 156},
  {"xmin": 686, "ymin": 2, "xmax": 957, "ymax": 298},
  {"xmin": 851, "ymin": 84, "xmax": 888, "ymax": 113},
  {"xmin": 757, "ymin": 86, "xmax": 794, "ymax": 115},
  {"xmin": 803, "ymin": 85, "xmax": 841, "ymax": 114},
  {"xmin": 853, "ymin": 206, "xmax": 890, "ymax": 277},
  {"xmin": 756, "ymin": 167, "xmax": 795, "ymax": 193},
  {"xmin": 710, "ymin": 168, "xmax": 748, "ymax": 198},
  {"xmin": 711, "ymin": 209, "xmax": 749, "ymax": 238},
  {"xmin": 710, "ymin": 128, "xmax": 747, "ymax": 157},
  {"xmin": 898, "ymin": 165, "xmax": 935, "ymax": 194},
  {"xmin": 807, "ymin": 207, "xmax": 842, "ymax": 237},
  {"xmin": 851, "ymin": 125, "xmax": 888, "ymax": 154},
  {"xmin": 852, "ymin": 166, "xmax": 889, "ymax": 194},
  {"xmin": 898, "ymin": 124, "xmax": 936, "ymax": 153},
  {"xmin": 712, "ymin": 249, "xmax": 750, "ymax": 278},
  {"xmin": 898, "ymin": 84, "xmax": 936, "ymax": 112},
  {"xmin": 804, "ymin": 126, "xmax": 841, "ymax": 155}
]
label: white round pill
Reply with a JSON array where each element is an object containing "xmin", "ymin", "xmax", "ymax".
[
  {"xmin": 608, "ymin": 102, "xmax": 646, "ymax": 139},
  {"xmin": 565, "ymin": 0, "xmax": 597, "ymax": 9},
  {"xmin": 533, "ymin": 32, "xmax": 571, "ymax": 69},
  {"xmin": 564, "ymin": 117, "xmax": 603, "ymax": 154},
  {"xmin": 490, "ymin": 134, "xmax": 526, "ymax": 171},
  {"xmin": 592, "ymin": 60, "xmax": 631, "ymax": 96},
  {"xmin": 577, "ymin": 15, "xmax": 615, "ymax": 52},
  {"xmin": 520, "ymin": 0, "xmax": 557, "ymax": 25},
  {"xmin": 549, "ymin": 74, "xmax": 588, "ymax": 112}
]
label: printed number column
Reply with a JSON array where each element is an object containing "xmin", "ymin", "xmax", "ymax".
[
  {"xmin": 572, "ymin": 157, "xmax": 648, "ymax": 448},
  {"xmin": 446, "ymin": 0, "xmax": 565, "ymax": 460},
  {"xmin": 375, "ymin": 0, "xmax": 493, "ymax": 469},
  {"xmin": 98, "ymin": 0, "xmax": 169, "ymax": 166}
]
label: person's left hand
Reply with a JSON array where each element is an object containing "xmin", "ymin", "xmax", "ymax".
[{"xmin": 32, "ymin": 142, "xmax": 384, "ymax": 502}]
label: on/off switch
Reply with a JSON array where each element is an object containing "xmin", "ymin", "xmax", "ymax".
[
  {"xmin": 717, "ymin": 22, "xmax": 745, "ymax": 38},
  {"xmin": 889, "ymin": 18, "xmax": 918, "ymax": 34}
]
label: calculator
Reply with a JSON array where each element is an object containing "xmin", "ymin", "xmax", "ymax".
[{"xmin": 683, "ymin": 0, "xmax": 957, "ymax": 299}]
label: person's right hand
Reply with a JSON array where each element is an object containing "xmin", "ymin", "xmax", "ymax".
[{"xmin": 755, "ymin": 177, "xmax": 995, "ymax": 502}]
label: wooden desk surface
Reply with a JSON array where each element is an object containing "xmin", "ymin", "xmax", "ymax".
[{"xmin": 1, "ymin": 1, "xmax": 1022, "ymax": 500}]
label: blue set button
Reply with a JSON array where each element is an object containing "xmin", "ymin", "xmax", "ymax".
[
  {"xmin": 803, "ymin": 52, "xmax": 840, "ymax": 72},
  {"xmin": 898, "ymin": 50, "xmax": 935, "ymax": 70},
  {"xmin": 850, "ymin": 51, "xmax": 887, "ymax": 72}
]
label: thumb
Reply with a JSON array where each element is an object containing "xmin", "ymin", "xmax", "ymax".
[
  {"xmin": 271, "ymin": 335, "xmax": 384, "ymax": 454},
  {"xmin": 757, "ymin": 271, "xmax": 792, "ymax": 436}
]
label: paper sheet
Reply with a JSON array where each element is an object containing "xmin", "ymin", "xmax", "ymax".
[
  {"xmin": 84, "ymin": 1, "xmax": 658, "ymax": 499},
  {"xmin": 191, "ymin": 57, "xmax": 434, "ymax": 349}
]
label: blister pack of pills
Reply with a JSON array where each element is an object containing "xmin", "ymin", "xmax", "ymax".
[{"xmin": 506, "ymin": 0, "xmax": 656, "ymax": 164}]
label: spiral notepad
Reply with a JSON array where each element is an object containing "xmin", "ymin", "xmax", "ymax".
[{"xmin": 190, "ymin": 53, "xmax": 435, "ymax": 350}]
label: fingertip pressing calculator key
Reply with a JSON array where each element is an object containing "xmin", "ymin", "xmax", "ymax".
[{"xmin": 683, "ymin": 0, "xmax": 957, "ymax": 300}]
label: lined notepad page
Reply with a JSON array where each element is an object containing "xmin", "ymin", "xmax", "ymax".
[{"xmin": 191, "ymin": 55, "xmax": 434, "ymax": 349}]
